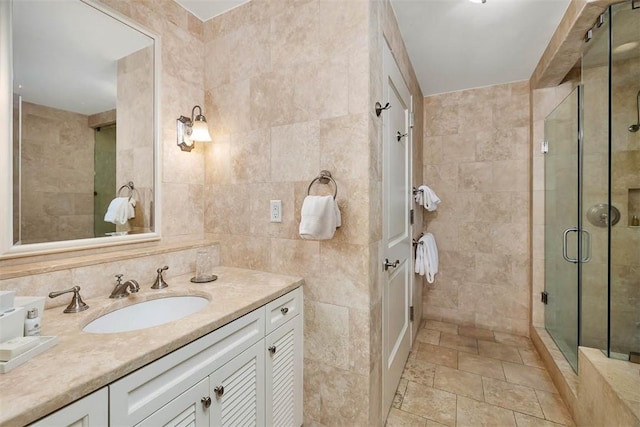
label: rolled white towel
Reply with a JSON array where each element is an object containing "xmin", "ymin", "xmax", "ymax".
[
  {"xmin": 423, "ymin": 233, "xmax": 439, "ymax": 283},
  {"xmin": 299, "ymin": 195, "xmax": 341, "ymax": 240},
  {"xmin": 418, "ymin": 185, "xmax": 441, "ymax": 211}
]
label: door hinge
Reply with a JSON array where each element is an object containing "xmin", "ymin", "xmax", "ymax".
[
  {"xmin": 409, "ymin": 112, "xmax": 415, "ymax": 129},
  {"xmin": 541, "ymin": 291, "xmax": 548, "ymax": 305},
  {"xmin": 410, "ymin": 209, "xmax": 414, "ymax": 225},
  {"xmin": 409, "ymin": 306, "xmax": 414, "ymax": 322},
  {"xmin": 541, "ymin": 140, "xmax": 549, "ymax": 154}
]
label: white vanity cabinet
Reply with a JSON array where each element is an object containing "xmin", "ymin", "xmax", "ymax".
[
  {"xmin": 30, "ymin": 388, "xmax": 108, "ymax": 427},
  {"xmin": 110, "ymin": 287, "xmax": 302, "ymax": 427}
]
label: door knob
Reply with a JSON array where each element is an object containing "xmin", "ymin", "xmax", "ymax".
[
  {"xmin": 201, "ymin": 396, "xmax": 211, "ymax": 409},
  {"xmin": 268, "ymin": 345, "xmax": 277, "ymax": 354},
  {"xmin": 384, "ymin": 258, "xmax": 400, "ymax": 271}
]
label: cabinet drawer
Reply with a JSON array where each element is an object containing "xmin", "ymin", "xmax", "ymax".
[
  {"xmin": 265, "ymin": 287, "xmax": 302, "ymax": 334},
  {"xmin": 110, "ymin": 307, "xmax": 265, "ymax": 426}
]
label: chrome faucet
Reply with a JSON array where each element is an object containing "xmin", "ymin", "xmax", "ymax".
[{"xmin": 109, "ymin": 274, "xmax": 140, "ymax": 299}]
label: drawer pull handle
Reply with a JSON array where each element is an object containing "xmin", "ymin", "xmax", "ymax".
[
  {"xmin": 201, "ymin": 396, "xmax": 211, "ymax": 409},
  {"xmin": 214, "ymin": 386, "xmax": 224, "ymax": 398},
  {"xmin": 281, "ymin": 307, "xmax": 289, "ymax": 315},
  {"xmin": 268, "ymin": 345, "xmax": 277, "ymax": 354}
]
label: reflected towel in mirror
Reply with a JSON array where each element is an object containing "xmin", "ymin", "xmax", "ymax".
[{"xmin": 104, "ymin": 197, "xmax": 136, "ymax": 225}]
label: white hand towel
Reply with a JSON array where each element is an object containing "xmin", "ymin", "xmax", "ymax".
[
  {"xmin": 104, "ymin": 197, "xmax": 131, "ymax": 225},
  {"xmin": 299, "ymin": 195, "xmax": 341, "ymax": 240},
  {"xmin": 414, "ymin": 233, "xmax": 438, "ymax": 283},
  {"xmin": 423, "ymin": 233, "xmax": 439, "ymax": 283},
  {"xmin": 418, "ymin": 185, "xmax": 441, "ymax": 211},
  {"xmin": 414, "ymin": 188, "xmax": 424, "ymax": 205}
]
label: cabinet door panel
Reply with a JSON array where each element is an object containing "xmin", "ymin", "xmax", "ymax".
[
  {"xmin": 266, "ymin": 315, "xmax": 303, "ymax": 427},
  {"xmin": 110, "ymin": 308, "xmax": 265, "ymax": 426},
  {"xmin": 210, "ymin": 340, "xmax": 265, "ymax": 426},
  {"xmin": 29, "ymin": 388, "xmax": 107, "ymax": 427},
  {"xmin": 136, "ymin": 378, "xmax": 209, "ymax": 427}
]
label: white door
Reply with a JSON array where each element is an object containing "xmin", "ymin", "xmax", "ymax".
[{"xmin": 382, "ymin": 40, "xmax": 413, "ymax": 418}]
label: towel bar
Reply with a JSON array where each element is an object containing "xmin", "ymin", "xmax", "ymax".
[
  {"xmin": 412, "ymin": 232, "xmax": 425, "ymax": 246},
  {"xmin": 412, "ymin": 187, "xmax": 424, "ymax": 196},
  {"xmin": 307, "ymin": 170, "xmax": 337, "ymax": 200}
]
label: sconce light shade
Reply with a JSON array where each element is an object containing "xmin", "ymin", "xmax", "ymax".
[
  {"xmin": 191, "ymin": 119, "xmax": 212, "ymax": 142},
  {"xmin": 177, "ymin": 105, "xmax": 212, "ymax": 152}
]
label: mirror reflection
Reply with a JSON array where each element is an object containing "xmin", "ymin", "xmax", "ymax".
[{"xmin": 11, "ymin": 0, "xmax": 155, "ymax": 245}]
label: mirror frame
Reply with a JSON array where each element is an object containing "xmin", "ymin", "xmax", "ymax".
[{"xmin": 0, "ymin": 0, "xmax": 161, "ymax": 259}]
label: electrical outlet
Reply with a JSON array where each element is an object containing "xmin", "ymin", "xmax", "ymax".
[{"xmin": 270, "ymin": 200, "xmax": 282, "ymax": 223}]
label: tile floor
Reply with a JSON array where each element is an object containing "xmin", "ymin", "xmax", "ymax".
[{"xmin": 387, "ymin": 320, "xmax": 575, "ymax": 427}]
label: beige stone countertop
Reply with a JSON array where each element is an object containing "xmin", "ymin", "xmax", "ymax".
[{"xmin": 0, "ymin": 266, "xmax": 303, "ymax": 427}]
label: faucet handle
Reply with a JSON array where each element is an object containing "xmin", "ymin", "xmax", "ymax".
[
  {"xmin": 151, "ymin": 266, "xmax": 169, "ymax": 289},
  {"xmin": 115, "ymin": 274, "xmax": 124, "ymax": 284},
  {"xmin": 48, "ymin": 286, "xmax": 89, "ymax": 314}
]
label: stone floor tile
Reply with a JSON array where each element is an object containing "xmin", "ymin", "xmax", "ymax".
[
  {"xmin": 535, "ymin": 389, "xmax": 575, "ymax": 425},
  {"xmin": 458, "ymin": 351, "xmax": 505, "ymax": 380},
  {"xmin": 519, "ymin": 347, "xmax": 546, "ymax": 369},
  {"xmin": 478, "ymin": 340, "xmax": 523, "ymax": 364},
  {"xmin": 514, "ymin": 412, "xmax": 567, "ymax": 427},
  {"xmin": 503, "ymin": 362, "xmax": 558, "ymax": 393},
  {"xmin": 459, "ymin": 325, "xmax": 495, "ymax": 341},
  {"xmin": 401, "ymin": 382, "xmax": 457, "ymax": 427},
  {"xmin": 433, "ymin": 365, "xmax": 484, "ymax": 401},
  {"xmin": 416, "ymin": 328, "xmax": 441, "ymax": 345},
  {"xmin": 456, "ymin": 395, "xmax": 517, "ymax": 427},
  {"xmin": 386, "ymin": 408, "xmax": 427, "ymax": 427},
  {"xmin": 438, "ymin": 333, "xmax": 478, "ymax": 354},
  {"xmin": 494, "ymin": 331, "xmax": 535, "ymax": 349},
  {"xmin": 415, "ymin": 343, "xmax": 458, "ymax": 368},
  {"xmin": 423, "ymin": 320, "xmax": 458, "ymax": 335},
  {"xmin": 402, "ymin": 358, "xmax": 436, "ymax": 387},
  {"xmin": 483, "ymin": 377, "xmax": 544, "ymax": 418},
  {"xmin": 393, "ymin": 378, "xmax": 409, "ymax": 409}
]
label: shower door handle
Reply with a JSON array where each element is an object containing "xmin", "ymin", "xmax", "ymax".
[
  {"xmin": 562, "ymin": 228, "xmax": 579, "ymax": 263},
  {"xmin": 581, "ymin": 229, "xmax": 591, "ymax": 263}
]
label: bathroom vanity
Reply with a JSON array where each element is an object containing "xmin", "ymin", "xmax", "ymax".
[{"xmin": 0, "ymin": 267, "xmax": 303, "ymax": 427}]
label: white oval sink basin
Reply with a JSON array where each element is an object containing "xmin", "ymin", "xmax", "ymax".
[{"xmin": 83, "ymin": 296, "xmax": 209, "ymax": 334}]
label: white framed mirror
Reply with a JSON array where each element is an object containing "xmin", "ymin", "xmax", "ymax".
[{"xmin": 0, "ymin": 0, "xmax": 161, "ymax": 259}]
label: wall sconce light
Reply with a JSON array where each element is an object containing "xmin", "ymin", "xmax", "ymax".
[{"xmin": 176, "ymin": 105, "xmax": 212, "ymax": 152}]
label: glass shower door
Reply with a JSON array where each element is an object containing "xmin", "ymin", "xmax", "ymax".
[{"xmin": 544, "ymin": 88, "xmax": 580, "ymax": 371}]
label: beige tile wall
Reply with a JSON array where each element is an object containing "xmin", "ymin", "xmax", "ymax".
[
  {"xmin": 202, "ymin": 0, "xmax": 424, "ymax": 424},
  {"xmin": 19, "ymin": 102, "xmax": 95, "ymax": 244},
  {"xmin": 422, "ymin": 81, "xmax": 531, "ymax": 336},
  {"xmin": 202, "ymin": 2, "xmax": 373, "ymax": 424}
]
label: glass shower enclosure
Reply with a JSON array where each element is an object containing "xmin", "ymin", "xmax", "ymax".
[{"xmin": 544, "ymin": 0, "xmax": 640, "ymax": 371}]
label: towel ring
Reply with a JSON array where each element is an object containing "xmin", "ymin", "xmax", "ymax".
[
  {"xmin": 117, "ymin": 181, "xmax": 137, "ymax": 200},
  {"xmin": 307, "ymin": 170, "xmax": 337, "ymax": 200}
]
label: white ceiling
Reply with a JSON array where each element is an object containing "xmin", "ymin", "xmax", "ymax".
[
  {"xmin": 175, "ymin": 0, "xmax": 248, "ymax": 21},
  {"xmin": 175, "ymin": 0, "xmax": 571, "ymax": 97},
  {"xmin": 390, "ymin": 0, "xmax": 571, "ymax": 95}
]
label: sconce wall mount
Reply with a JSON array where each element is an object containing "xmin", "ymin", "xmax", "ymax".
[{"xmin": 177, "ymin": 105, "xmax": 212, "ymax": 152}]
